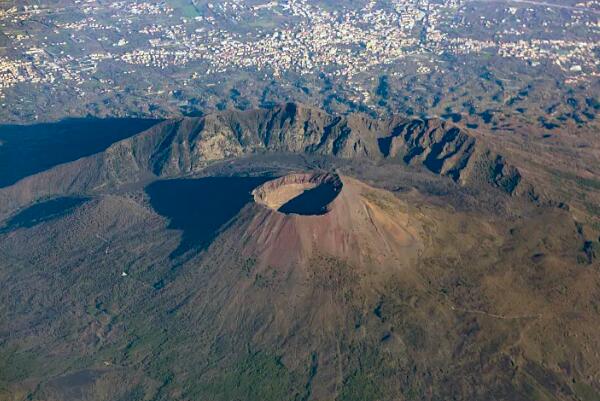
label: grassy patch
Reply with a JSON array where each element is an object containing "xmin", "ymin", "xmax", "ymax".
[
  {"xmin": 550, "ymin": 169, "xmax": 600, "ymax": 191},
  {"xmin": 190, "ymin": 351, "xmax": 302, "ymax": 401},
  {"xmin": 361, "ymin": 190, "xmax": 403, "ymax": 214},
  {"xmin": 339, "ymin": 369, "xmax": 383, "ymax": 401},
  {"xmin": 573, "ymin": 381, "xmax": 600, "ymax": 401},
  {"xmin": 0, "ymin": 348, "xmax": 39, "ymax": 384}
]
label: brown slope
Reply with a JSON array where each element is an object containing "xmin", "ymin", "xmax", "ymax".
[{"xmin": 241, "ymin": 173, "xmax": 424, "ymax": 269}]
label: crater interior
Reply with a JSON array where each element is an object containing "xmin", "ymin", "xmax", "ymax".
[{"xmin": 252, "ymin": 173, "xmax": 342, "ymax": 215}]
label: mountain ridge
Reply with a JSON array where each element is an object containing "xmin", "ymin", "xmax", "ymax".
[
  {"xmin": 0, "ymin": 103, "xmax": 526, "ymax": 219},
  {"xmin": 145, "ymin": 103, "xmax": 522, "ymax": 191}
]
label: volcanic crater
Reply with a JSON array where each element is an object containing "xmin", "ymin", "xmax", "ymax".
[{"xmin": 252, "ymin": 173, "xmax": 342, "ymax": 216}]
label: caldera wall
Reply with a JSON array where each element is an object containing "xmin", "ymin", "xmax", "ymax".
[{"xmin": 252, "ymin": 173, "xmax": 342, "ymax": 215}]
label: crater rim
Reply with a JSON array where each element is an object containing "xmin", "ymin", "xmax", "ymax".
[{"xmin": 252, "ymin": 172, "xmax": 342, "ymax": 216}]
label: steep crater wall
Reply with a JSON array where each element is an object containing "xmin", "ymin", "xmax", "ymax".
[{"xmin": 252, "ymin": 173, "xmax": 342, "ymax": 215}]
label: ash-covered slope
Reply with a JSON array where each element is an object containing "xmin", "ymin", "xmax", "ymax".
[
  {"xmin": 0, "ymin": 103, "xmax": 523, "ymax": 219},
  {"xmin": 242, "ymin": 173, "xmax": 424, "ymax": 269}
]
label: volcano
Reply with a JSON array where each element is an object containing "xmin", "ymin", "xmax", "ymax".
[{"xmin": 1, "ymin": 104, "xmax": 599, "ymax": 401}]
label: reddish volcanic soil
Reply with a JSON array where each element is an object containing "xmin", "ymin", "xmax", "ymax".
[{"xmin": 237, "ymin": 173, "xmax": 425, "ymax": 269}]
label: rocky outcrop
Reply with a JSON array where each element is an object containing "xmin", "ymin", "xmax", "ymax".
[
  {"xmin": 124, "ymin": 104, "xmax": 522, "ymax": 192},
  {"xmin": 376, "ymin": 117, "xmax": 522, "ymax": 193},
  {"xmin": 378, "ymin": 119, "xmax": 476, "ymax": 178}
]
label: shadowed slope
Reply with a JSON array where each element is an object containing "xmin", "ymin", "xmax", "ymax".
[
  {"xmin": 0, "ymin": 118, "xmax": 159, "ymax": 188},
  {"xmin": 146, "ymin": 176, "xmax": 270, "ymax": 256},
  {"xmin": 0, "ymin": 196, "xmax": 88, "ymax": 234}
]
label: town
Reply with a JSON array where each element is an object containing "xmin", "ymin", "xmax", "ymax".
[{"xmin": 0, "ymin": 0, "xmax": 599, "ymax": 122}]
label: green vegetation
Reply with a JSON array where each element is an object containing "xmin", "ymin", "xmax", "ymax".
[
  {"xmin": 242, "ymin": 257, "xmax": 257, "ymax": 277},
  {"xmin": 190, "ymin": 351, "xmax": 302, "ymax": 401},
  {"xmin": 167, "ymin": 0, "xmax": 199, "ymax": 17},
  {"xmin": 573, "ymin": 381, "xmax": 600, "ymax": 401},
  {"xmin": 0, "ymin": 348, "xmax": 40, "ymax": 389},
  {"xmin": 361, "ymin": 190, "xmax": 403, "ymax": 214},
  {"xmin": 549, "ymin": 168, "xmax": 600, "ymax": 192},
  {"xmin": 339, "ymin": 370, "xmax": 383, "ymax": 401}
]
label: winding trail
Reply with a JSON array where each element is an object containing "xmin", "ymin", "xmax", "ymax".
[{"xmin": 449, "ymin": 304, "xmax": 542, "ymax": 320}]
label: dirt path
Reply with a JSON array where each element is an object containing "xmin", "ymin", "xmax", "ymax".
[{"xmin": 449, "ymin": 304, "xmax": 542, "ymax": 320}]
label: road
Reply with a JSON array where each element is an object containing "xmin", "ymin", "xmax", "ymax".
[{"xmin": 469, "ymin": 0, "xmax": 600, "ymax": 15}]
